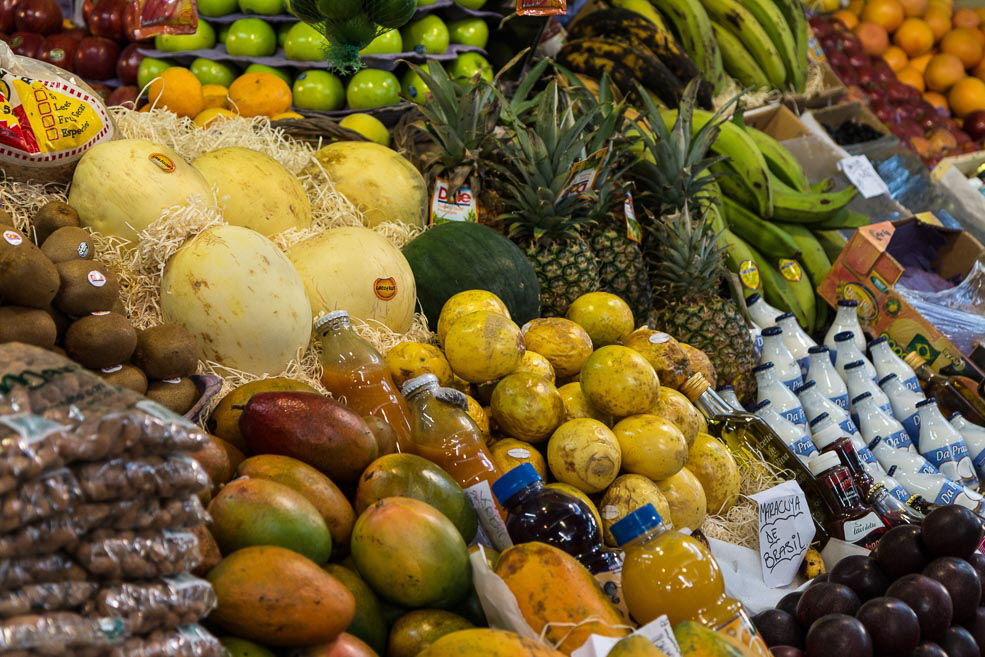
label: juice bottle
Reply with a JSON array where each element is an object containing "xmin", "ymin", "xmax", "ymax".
[
  {"xmin": 869, "ymin": 337, "xmax": 921, "ymax": 393},
  {"xmin": 716, "ymin": 385, "xmax": 745, "ymax": 412},
  {"xmin": 916, "ymin": 398, "xmax": 978, "ymax": 490},
  {"xmin": 753, "ymin": 363, "xmax": 807, "ymax": 428},
  {"xmin": 612, "ymin": 504, "xmax": 772, "ymax": 657},
  {"xmin": 904, "ymin": 352, "xmax": 985, "ymax": 425},
  {"xmin": 853, "ymin": 392, "xmax": 913, "ymax": 452},
  {"xmin": 759, "ymin": 327, "xmax": 804, "ymax": 391},
  {"xmin": 402, "ymin": 374, "xmax": 509, "ymax": 547},
  {"xmin": 950, "ymin": 412, "xmax": 985, "ymax": 483},
  {"xmin": 824, "ymin": 300, "xmax": 866, "ymax": 356},
  {"xmin": 316, "ymin": 311, "xmax": 413, "ymax": 452},
  {"xmin": 806, "ymin": 346, "xmax": 848, "ymax": 411},
  {"xmin": 808, "ymin": 452, "xmax": 889, "ymax": 549},
  {"xmin": 751, "ymin": 399, "xmax": 817, "ymax": 465},
  {"xmin": 810, "ymin": 413, "xmax": 905, "ymax": 500},
  {"xmin": 776, "ymin": 312, "xmax": 816, "ymax": 377},
  {"xmin": 832, "ymin": 331, "xmax": 878, "ymax": 382},
  {"xmin": 879, "ymin": 373, "xmax": 925, "ymax": 442}
]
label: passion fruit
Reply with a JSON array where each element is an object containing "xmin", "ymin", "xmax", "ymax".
[
  {"xmin": 443, "ymin": 311, "xmax": 523, "ymax": 384},
  {"xmin": 565, "ymin": 292, "xmax": 635, "ymax": 348},
  {"xmin": 520, "ymin": 317, "xmax": 593, "ymax": 379},
  {"xmin": 624, "ymin": 329, "xmax": 690, "ymax": 390},
  {"xmin": 546, "ymin": 418, "xmax": 621, "ymax": 494},
  {"xmin": 490, "ymin": 372, "xmax": 565, "ymax": 444},
  {"xmin": 580, "ymin": 345, "xmax": 660, "ymax": 417},
  {"xmin": 436, "ymin": 289, "xmax": 510, "ymax": 345}
]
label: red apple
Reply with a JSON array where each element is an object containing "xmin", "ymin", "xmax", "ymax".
[
  {"xmin": 84, "ymin": 0, "xmax": 126, "ymax": 41},
  {"xmin": 73, "ymin": 36, "xmax": 119, "ymax": 80},
  {"xmin": 962, "ymin": 110, "xmax": 985, "ymax": 141},
  {"xmin": 9, "ymin": 30, "xmax": 43, "ymax": 57},
  {"xmin": 115, "ymin": 41, "xmax": 142, "ymax": 85},
  {"xmin": 0, "ymin": 0, "xmax": 17, "ymax": 32},
  {"xmin": 38, "ymin": 33, "xmax": 78, "ymax": 70},
  {"xmin": 61, "ymin": 25, "xmax": 84, "ymax": 40},
  {"xmin": 15, "ymin": 0, "xmax": 62, "ymax": 34},
  {"xmin": 894, "ymin": 120, "xmax": 925, "ymax": 140},
  {"xmin": 106, "ymin": 84, "xmax": 137, "ymax": 107}
]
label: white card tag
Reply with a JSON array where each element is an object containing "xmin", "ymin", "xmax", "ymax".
[
  {"xmin": 838, "ymin": 155, "xmax": 890, "ymax": 199},
  {"xmin": 749, "ymin": 480, "xmax": 816, "ymax": 588}
]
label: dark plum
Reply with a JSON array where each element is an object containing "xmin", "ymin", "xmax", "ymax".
[
  {"xmin": 809, "ymin": 573, "xmax": 830, "ymax": 587},
  {"xmin": 753, "ymin": 609, "xmax": 804, "ymax": 648},
  {"xmin": 855, "ymin": 596, "xmax": 920, "ymax": 657},
  {"xmin": 830, "ymin": 556, "xmax": 890, "ymax": 601},
  {"xmin": 961, "ymin": 606, "xmax": 985, "ymax": 651},
  {"xmin": 968, "ymin": 552, "xmax": 985, "ymax": 584},
  {"xmin": 939, "ymin": 626, "xmax": 979, "ymax": 657},
  {"xmin": 921, "ymin": 506, "xmax": 984, "ymax": 560},
  {"xmin": 875, "ymin": 525, "xmax": 931, "ymax": 579},
  {"xmin": 922, "ymin": 557, "xmax": 982, "ymax": 623},
  {"xmin": 886, "ymin": 574, "xmax": 954, "ymax": 640},
  {"xmin": 778, "ymin": 591, "xmax": 803, "ymax": 616},
  {"xmin": 771, "ymin": 647, "xmax": 804, "ymax": 657},
  {"xmin": 797, "ymin": 583, "xmax": 862, "ymax": 628},
  {"xmin": 910, "ymin": 642, "xmax": 948, "ymax": 657},
  {"xmin": 805, "ymin": 614, "xmax": 873, "ymax": 657}
]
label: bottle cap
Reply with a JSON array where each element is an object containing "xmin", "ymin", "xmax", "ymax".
[
  {"xmin": 949, "ymin": 411, "xmax": 964, "ymax": 422},
  {"xmin": 717, "ymin": 385, "xmax": 736, "ymax": 393},
  {"xmin": 753, "ymin": 362, "xmax": 775, "ymax": 374},
  {"xmin": 837, "ymin": 300, "xmax": 859, "ymax": 308},
  {"xmin": 868, "ymin": 435, "xmax": 882, "ymax": 450},
  {"xmin": 797, "ymin": 380, "xmax": 816, "ymax": 394},
  {"xmin": 751, "ymin": 399, "xmax": 770, "ymax": 412},
  {"xmin": 834, "ymin": 331, "xmax": 856, "ymax": 343},
  {"xmin": 869, "ymin": 336, "xmax": 888, "ymax": 347},
  {"xmin": 313, "ymin": 310, "xmax": 349, "ymax": 332},
  {"xmin": 811, "ymin": 421, "xmax": 843, "ymax": 450},
  {"xmin": 775, "ymin": 312, "xmax": 796, "ymax": 323},
  {"xmin": 809, "ymin": 411, "xmax": 831, "ymax": 428},
  {"xmin": 916, "ymin": 398, "xmax": 937, "ymax": 409},
  {"xmin": 491, "ymin": 463, "xmax": 541, "ymax": 505},
  {"xmin": 852, "ymin": 392, "xmax": 873, "ymax": 405},
  {"xmin": 809, "ymin": 451, "xmax": 842, "ymax": 476},
  {"xmin": 844, "ymin": 360, "xmax": 865, "ymax": 371},
  {"xmin": 680, "ymin": 372, "xmax": 711, "ymax": 402},
  {"xmin": 808, "ymin": 345, "xmax": 830, "ymax": 355},
  {"xmin": 887, "ymin": 464, "xmax": 898, "ymax": 478},
  {"xmin": 762, "ymin": 326, "xmax": 783, "ymax": 337},
  {"xmin": 401, "ymin": 373, "xmax": 439, "ymax": 397},
  {"xmin": 745, "ymin": 293, "xmax": 762, "ymax": 306},
  {"xmin": 611, "ymin": 504, "xmax": 663, "ymax": 546},
  {"xmin": 878, "ymin": 373, "xmax": 898, "ymax": 387}
]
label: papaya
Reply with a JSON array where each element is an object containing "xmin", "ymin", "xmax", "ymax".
[
  {"xmin": 207, "ymin": 546, "xmax": 355, "ymax": 647},
  {"xmin": 208, "ymin": 377, "xmax": 319, "ymax": 452},
  {"xmin": 322, "ymin": 563, "xmax": 388, "ymax": 655},
  {"xmin": 219, "ymin": 636, "xmax": 277, "ymax": 657},
  {"xmin": 416, "ymin": 628, "xmax": 566, "ymax": 657},
  {"xmin": 673, "ymin": 621, "xmax": 750, "ymax": 657},
  {"xmin": 387, "ymin": 609, "xmax": 474, "ymax": 657},
  {"xmin": 208, "ymin": 477, "xmax": 333, "ymax": 564},
  {"xmin": 608, "ymin": 636, "xmax": 672, "ymax": 657},
  {"xmin": 468, "ymin": 544, "xmax": 499, "ymax": 570},
  {"xmin": 354, "ymin": 454, "xmax": 477, "ymax": 543},
  {"xmin": 237, "ymin": 454, "xmax": 356, "ymax": 557},
  {"xmin": 351, "ymin": 496, "xmax": 472, "ymax": 609},
  {"xmin": 494, "ymin": 542, "xmax": 630, "ymax": 655},
  {"xmin": 295, "ymin": 633, "xmax": 379, "ymax": 657}
]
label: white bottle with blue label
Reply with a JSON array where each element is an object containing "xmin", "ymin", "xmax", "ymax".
[
  {"xmin": 917, "ymin": 398, "xmax": 979, "ymax": 491},
  {"xmin": 879, "ymin": 373, "xmax": 925, "ymax": 443},
  {"xmin": 746, "ymin": 292, "xmax": 782, "ymax": 330},
  {"xmin": 776, "ymin": 312, "xmax": 816, "ymax": 378},
  {"xmin": 870, "ymin": 434, "xmax": 939, "ymax": 476},
  {"xmin": 716, "ymin": 385, "xmax": 745, "ymax": 412},
  {"xmin": 754, "ymin": 362, "xmax": 807, "ymax": 428},
  {"xmin": 886, "ymin": 466, "xmax": 985, "ymax": 515},
  {"xmin": 811, "ymin": 414, "xmax": 910, "ymax": 503},
  {"xmin": 825, "ymin": 300, "xmax": 867, "ymax": 356},
  {"xmin": 845, "ymin": 360, "xmax": 893, "ymax": 424},
  {"xmin": 806, "ymin": 345, "xmax": 850, "ymax": 411},
  {"xmin": 752, "ymin": 399, "xmax": 818, "ymax": 465},
  {"xmin": 853, "ymin": 391, "xmax": 914, "ymax": 452},
  {"xmin": 760, "ymin": 326, "xmax": 804, "ymax": 392},
  {"xmin": 950, "ymin": 413, "xmax": 985, "ymax": 484},
  {"xmin": 833, "ymin": 332, "xmax": 879, "ymax": 382},
  {"xmin": 800, "ymin": 381, "xmax": 870, "ymax": 460},
  {"xmin": 869, "ymin": 336, "xmax": 922, "ymax": 395}
]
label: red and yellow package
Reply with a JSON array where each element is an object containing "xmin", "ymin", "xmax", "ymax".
[
  {"xmin": 126, "ymin": 0, "xmax": 198, "ymax": 40},
  {"xmin": 517, "ymin": 0, "xmax": 566, "ymax": 15}
]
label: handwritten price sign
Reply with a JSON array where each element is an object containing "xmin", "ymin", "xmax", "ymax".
[{"xmin": 750, "ymin": 481, "xmax": 816, "ymax": 588}]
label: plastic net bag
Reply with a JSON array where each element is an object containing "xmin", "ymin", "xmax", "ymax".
[
  {"xmin": 88, "ymin": 575, "xmax": 216, "ymax": 634},
  {"xmin": 125, "ymin": 0, "xmax": 198, "ymax": 40},
  {"xmin": 74, "ymin": 530, "xmax": 200, "ymax": 580}
]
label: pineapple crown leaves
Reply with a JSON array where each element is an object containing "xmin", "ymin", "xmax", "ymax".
[{"xmin": 645, "ymin": 199, "xmax": 726, "ymax": 302}]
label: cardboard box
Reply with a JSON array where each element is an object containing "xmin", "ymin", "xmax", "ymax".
[
  {"xmin": 807, "ymin": 100, "xmax": 891, "ymax": 145},
  {"xmin": 819, "ymin": 217, "xmax": 985, "ymax": 381},
  {"xmin": 744, "ymin": 103, "xmax": 813, "ymax": 140},
  {"xmin": 932, "ymin": 149, "xmax": 985, "ymax": 183}
]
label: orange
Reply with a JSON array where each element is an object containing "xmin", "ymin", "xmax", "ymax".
[
  {"xmin": 193, "ymin": 107, "xmax": 236, "ymax": 128},
  {"xmin": 898, "ymin": 65, "xmax": 927, "ymax": 90},
  {"xmin": 924, "ymin": 5, "xmax": 952, "ymax": 41},
  {"xmin": 848, "ymin": 0, "xmax": 865, "ymax": 14},
  {"xmin": 834, "ymin": 9, "xmax": 859, "ymax": 29},
  {"xmin": 928, "ymin": 126, "xmax": 958, "ymax": 150},
  {"xmin": 883, "ymin": 45, "xmax": 910, "ymax": 70},
  {"xmin": 953, "ymin": 7, "xmax": 981, "ymax": 28},
  {"xmin": 146, "ymin": 67, "xmax": 204, "ymax": 119},
  {"xmin": 893, "ymin": 18, "xmax": 935, "ymax": 56},
  {"xmin": 899, "ymin": 0, "xmax": 927, "ymax": 17},
  {"xmin": 948, "ymin": 75, "xmax": 985, "ymax": 116},
  {"xmin": 973, "ymin": 55, "xmax": 985, "ymax": 79},
  {"xmin": 227, "ymin": 73, "xmax": 292, "ymax": 118},
  {"xmin": 923, "ymin": 90, "xmax": 950, "ymax": 110},
  {"xmin": 925, "ymin": 52, "xmax": 966, "ymax": 90},
  {"xmin": 862, "ymin": 0, "xmax": 905, "ymax": 31},
  {"xmin": 855, "ymin": 21, "xmax": 890, "ymax": 54},
  {"xmin": 201, "ymin": 84, "xmax": 229, "ymax": 110},
  {"xmin": 910, "ymin": 52, "xmax": 934, "ymax": 72},
  {"xmin": 940, "ymin": 28, "xmax": 984, "ymax": 67}
]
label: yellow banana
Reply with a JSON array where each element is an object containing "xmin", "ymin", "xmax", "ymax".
[
  {"xmin": 698, "ymin": 0, "xmax": 786, "ymax": 89},
  {"xmin": 647, "ymin": 0, "xmax": 727, "ymax": 93},
  {"xmin": 775, "ymin": 222, "xmax": 832, "ymax": 289},
  {"xmin": 711, "ymin": 22, "xmax": 770, "ymax": 90},
  {"xmin": 756, "ymin": 248, "xmax": 811, "ymax": 328},
  {"xmin": 613, "ymin": 0, "xmax": 670, "ymax": 29}
]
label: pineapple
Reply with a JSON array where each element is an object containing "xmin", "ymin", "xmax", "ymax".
[{"xmin": 498, "ymin": 82, "xmax": 603, "ymax": 318}]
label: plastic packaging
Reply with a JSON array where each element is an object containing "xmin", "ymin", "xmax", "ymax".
[
  {"xmin": 73, "ymin": 530, "xmax": 200, "ymax": 580},
  {"xmin": 0, "ymin": 613, "xmax": 127, "ymax": 652},
  {"xmin": 0, "ymin": 584, "xmax": 98, "ymax": 620},
  {"xmin": 805, "ymin": 346, "xmax": 849, "ymax": 411},
  {"xmin": 824, "ymin": 300, "xmax": 866, "ymax": 355},
  {"xmin": 89, "ymin": 576, "xmax": 216, "ymax": 634},
  {"xmin": 74, "ymin": 457, "xmax": 209, "ymax": 503},
  {"xmin": 753, "ymin": 362, "xmax": 807, "ymax": 427},
  {"xmin": 759, "ymin": 327, "xmax": 804, "ymax": 391},
  {"xmin": 107, "ymin": 624, "xmax": 224, "ymax": 657},
  {"xmin": 895, "ymin": 261, "xmax": 985, "ymax": 356},
  {"xmin": 0, "ymin": 469, "xmax": 82, "ymax": 534},
  {"xmin": 0, "ymin": 555, "xmax": 86, "ymax": 593}
]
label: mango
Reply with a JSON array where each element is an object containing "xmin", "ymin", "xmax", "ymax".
[
  {"xmin": 239, "ymin": 391, "xmax": 378, "ymax": 483},
  {"xmin": 207, "ymin": 546, "xmax": 354, "ymax": 647},
  {"xmin": 417, "ymin": 628, "xmax": 567, "ymax": 657},
  {"xmin": 295, "ymin": 633, "xmax": 379, "ymax": 657},
  {"xmin": 237, "ymin": 454, "xmax": 355, "ymax": 557},
  {"xmin": 323, "ymin": 564, "xmax": 388, "ymax": 655},
  {"xmin": 208, "ymin": 377, "xmax": 319, "ymax": 452},
  {"xmin": 208, "ymin": 477, "xmax": 333, "ymax": 563},
  {"xmin": 354, "ymin": 453, "xmax": 477, "ymax": 543},
  {"xmin": 387, "ymin": 609, "xmax": 474, "ymax": 657},
  {"xmin": 351, "ymin": 496, "xmax": 471, "ymax": 609},
  {"xmin": 363, "ymin": 415, "xmax": 398, "ymax": 456}
]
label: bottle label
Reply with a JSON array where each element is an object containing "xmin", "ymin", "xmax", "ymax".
[
  {"xmin": 715, "ymin": 611, "xmax": 773, "ymax": 657},
  {"xmin": 780, "ymin": 405, "xmax": 807, "ymax": 428},
  {"xmin": 923, "ymin": 440, "xmax": 970, "ymax": 470},
  {"xmin": 593, "ymin": 568, "xmax": 631, "ymax": 621},
  {"xmin": 901, "ymin": 413, "xmax": 920, "ymax": 441},
  {"xmin": 842, "ymin": 511, "xmax": 888, "ymax": 549},
  {"xmin": 857, "ymin": 445, "xmax": 878, "ymax": 465},
  {"xmin": 933, "ymin": 479, "xmax": 966, "ymax": 506},
  {"xmin": 883, "ymin": 430, "xmax": 912, "ymax": 451},
  {"xmin": 973, "ymin": 448, "xmax": 985, "ymax": 478},
  {"xmin": 889, "ymin": 485, "xmax": 911, "ymax": 502},
  {"xmin": 839, "ymin": 416, "xmax": 860, "ymax": 437},
  {"xmin": 797, "ymin": 356, "xmax": 810, "ymax": 379},
  {"xmin": 463, "ymin": 481, "xmax": 513, "ymax": 551},
  {"xmin": 793, "ymin": 434, "xmax": 818, "ymax": 459},
  {"xmin": 918, "ymin": 460, "xmax": 939, "ymax": 475},
  {"xmin": 831, "ymin": 394, "xmax": 850, "ymax": 411},
  {"xmin": 901, "ymin": 376, "xmax": 922, "ymax": 394},
  {"xmin": 782, "ymin": 377, "xmax": 803, "ymax": 393}
]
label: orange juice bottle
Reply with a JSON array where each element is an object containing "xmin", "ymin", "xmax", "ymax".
[
  {"xmin": 315, "ymin": 311, "xmax": 413, "ymax": 453},
  {"xmin": 612, "ymin": 504, "xmax": 772, "ymax": 657}
]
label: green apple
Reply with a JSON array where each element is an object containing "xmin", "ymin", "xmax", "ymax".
[
  {"xmin": 401, "ymin": 15, "xmax": 449, "ymax": 54},
  {"xmin": 191, "ymin": 58, "xmax": 239, "ymax": 86},
  {"xmin": 278, "ymin": 21, "xmax": 294, "ymax": 47},
  {"xmin": 447, "ymin": 52, "xmax": 493, "ymax": 83},
  {"xmin": 283, "ymin": 21, "xmax": 329, "ymax": 61},
  {"xmin": 137, "ymin": 57, "xmax": 171, "ymax": 90},
  {"xmin": 225, "ymin": 18, "xmax": 277, "ymax": 56},
  {"xmin": 244, "ymin": 63, "xmax": 293, "ymax": 86},
  {"xmin": 339, "ymin": 112, "xmax": 390, "ymax": 146},
  {"xmin": 346, "ymin": 69, "xmax": 401, "ymax": 109},
  {"xmin": 401, "ymin": 65, "xmax": 431, "ymax": 103},
  {"xmin": 453, "ymin": 0, "xmax": 486, "ymax": 9},
  {"xmin": 217, "ymin": 23, "xmax": 231, "ymax": 43},
  {"xmin": 447, "ymin": 18, "xmax": 488, "ymax": 48},
  {"xmin": 238, "ymin": 0, "xmax": 284, "ymax": 15},
  {"xmin": 360, "ymin": 28, "xmax": 402, "ymax": 55},
  {"xmin": 154, "ymin": 18, "xmax": 216, "ymax": 51},
  {"xmin": 292, "ymin": 70, "xmax": 345, "ymax": 110},
  {"xmin": 198, "ymin": 0, "xmax": 238, "ymax": 16}
]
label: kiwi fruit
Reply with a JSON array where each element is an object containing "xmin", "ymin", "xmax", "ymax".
[
  {"xmin": 132, "ymin": 323, "xmax": 199, "ymax": 379},
  {"xmin": 44, "ymin": 304, "xmax": 70, "ymax": 342},
  {"xmin": 32, "ymin": 201, "xmax": 80, "ymax": 244},
  {"xmin": 64, "ymin": 312, "xmax": 138, "ymax": 369},
  {"xmin": 0, "ymin": 227, "xmax": 59, "ymax": 308},
  {"xmin": 146, "ymin": 377, "xmax": 199, "ymax": 415},
  {"xmin": 98, "ymin": 364, "xmax": 149, "ymax": 395},
  {"xmin": 0, "ymin": 306, "xmax": 57, "ymax": 349},
  {"xmin": 41, "ymin": 227, "xmax": 95, "ymax": 264},
  {"xmin": 54, "ymin": 260, "xmax": 120, "ymax": 316}
]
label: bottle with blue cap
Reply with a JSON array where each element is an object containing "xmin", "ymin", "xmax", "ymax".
[
  {"xmin": 869, "ymin": 431, "xmax": 940, "ymax": 478},
  {"xmin": 832, "ymin": 332, "xmax": 878, "ymax": 382},
  {"xmin": 950, "ymin": 413, "xmax": 985, "ymax": 484},
  {"xmin": 853, "ymin": 392, "xmax": 914, "ymax": 453},
  {"xmin": 754, "ymin": 362, "xmax": 807, "ymax": 428},
  {"xmin": 745, "ymin": 293, "xmax": 782, "ymax": 331},
  {"xmin": 879, "ymin": 373, "xmax": 925, "ymax": 442},
  {"xmin": 776, "ymin": 312, "xmax": 816, "ymax": 376},
  {"xmin": 886, "ymin": 465, "xmax": 985, "ymax": 516},
  {"xmin": 752, "ymin": 399, "xmax": 817, "ymax": 465},
  {"xmin": 869, "ymin": 337, "xmax": 921, "ymax": 394},
  {"xmin": 824, "ymin": 300, "xmax": 866, "ymax": 356},
  {"xmin": 759, "ymin": 327, "xmax": 804, "ymax": 391},
  {"xmin": 614, "ymin": 504, "xmax": 773, "ymax": 656},
  {"xmin": 799, "ymin": 382, "xmax": 870, "ymax": 464},
  {"xmin": 844, "ymin": 361, "xmax": 892, "ymax": 425},
  {"xmin": 716, "ymin": 385, "xmax": 745, "ymax": 412},
  {"xmin": 805, "ymin": 345, "xmax": 849, "ymax": 411},
  {"xmin": 916, "ymin": 398, "xmax": 978, "ymax": 491}
]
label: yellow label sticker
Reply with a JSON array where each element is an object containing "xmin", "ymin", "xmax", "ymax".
[
  {"xmin": 373, "ymin": 277, "xmax": 397, "ymax": 301},
  {"xmin": 778, "ymin": 258, "xmax": 803, "ymax": 283},
  {"xmin": 148, "ymin": 153, "xmax": 176, "ymax": 173},
  {"xmin": 739, "ymin": 259, "xmax": 761, "ymax": 290}
]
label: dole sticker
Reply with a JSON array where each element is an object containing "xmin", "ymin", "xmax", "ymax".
[
  {"xmin": 374, "ymin": 277, "xmax": 397, "ymax": 301},
  {"xmin": 148, "ymin": 153, "xmax": 177, "ymax": 173},
  {"xmin": 778, "ymin": 258, "xmax": 803, "ymax": 283},
  {"xmin": 2, "ymin": 230, "xmax": 22, "ymax": 246},
  {"xmin": 87, "ymin": 270, "xmax": 107, "ymax": 287}
]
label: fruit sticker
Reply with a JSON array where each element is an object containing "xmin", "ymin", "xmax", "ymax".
[
  {"xmin": 556, "ymin": 148, "xmax": 607, "ymax": 203},
  {"xmin": 517, "ymin": 0, "xmax": 566, "ymax": 15},
  {"xmin": 507, "ymin": 448, "xmax": 531, "ymax": 458},
  {"xmin": 101, "ymin": 365, "xmax": 123, "ymax": 374},
  {"xmin": 148, "ymin": 153, "xmax": 177, "ymax": 173},
  {"xmin": 373, "ymin": 277, "xmax": 397, "ymax": 301},
  {"xmin": 778, "ymin": 259, "xmax": 803, "ymax": 283},
  {"xmin": 77, "ymin": 242, "xmax": 91, "ymax": 259},
  {"xmin": 624, "ymin": 193, "xmax": 641, "ymax": 243},
  {"xmin": 430, "ymin": 179, "xmax": 477, "ymax": 225},
  {"xmin": 648, "ymin": 332, "xmax": 671, "ymax": 344},
  {"xmin": 86, "ymin": 270, "xmax": 107, "ymax": 288},
  {"xmin": 739, "ymin": 260, "xmax": 761, "ymax": 291},
  {"xmin": 2, "ymin": 230, "xmax": 22, "ymax": 246}
]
